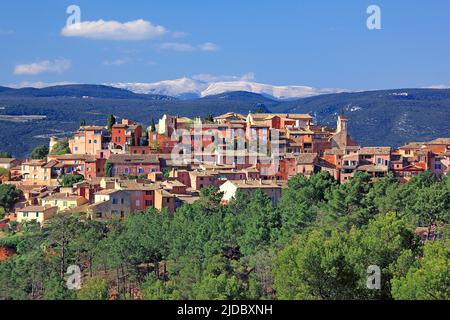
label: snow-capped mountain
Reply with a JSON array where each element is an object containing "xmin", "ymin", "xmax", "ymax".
[
  {"xmin": 108, "ymin": 78, "xmax": 348, "ymax": 100},
  {"xmin": 109, "ymin": 78, "xmax": 208, "ymax": 100}
]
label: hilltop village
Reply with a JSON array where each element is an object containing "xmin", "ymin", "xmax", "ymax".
[{"xmin": 0, "ymin": 112, "xmax": 449, "ymax": 225}]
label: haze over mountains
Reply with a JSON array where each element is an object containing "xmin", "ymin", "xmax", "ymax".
[
  {"xmin": 107, "ymin": 77, "xmax": 348, "ymax": 100},
  {"xmin": 0, "ymin": 83, "xmax": 449, "ymax": 158}
]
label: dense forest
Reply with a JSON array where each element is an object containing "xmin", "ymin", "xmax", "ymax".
[{"xmin": 0, "ymin": 171, "xmax": 448, "ymax": 300}]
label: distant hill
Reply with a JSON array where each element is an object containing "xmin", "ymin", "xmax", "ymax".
[
  {"xmin": 0, "ymin": 84, "xmax": 175, "ymax": 100},
  {"xmin": 0, "ymin": 85, "xmax": 448, "ymax": 158},
  {"xmin": 0, "ymin": 86, "xmax": 14, "ymax": 93}
]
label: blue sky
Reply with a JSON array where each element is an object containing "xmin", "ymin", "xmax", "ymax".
[{"xmin": 1, "ymin": 0, "xmax": 450, "ymax": 90}]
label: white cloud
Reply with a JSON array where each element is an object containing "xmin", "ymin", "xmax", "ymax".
[
  {"xmin": 199, "ymin": 42, "xmax": 220, "ymax": 52},
  {"xmin": 192, "ymin": 72, "xmax": 256, "ymax": 82},
  {"xmin": 156, "ymin": 42, "xmax": 220, "ymax": 52},
  {"xmin": 156, "ymin": 42, "xmax": 196, "ymax": 52},
  {"xmin": 103, "ymin": 59, "xmax": 127, "ymax": 66},
  {"xmin": 61, "ymin": 19, "xmax": 166, "ymax": 40},
  {"xmin": 13, "ymin": 59, "xmax": 72, "ymax": 75}
]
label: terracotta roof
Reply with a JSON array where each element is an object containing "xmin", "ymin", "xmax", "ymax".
[
  {"xmin": 214, "ymin": 113, "xmax": 246, "ymax": 120},
  {"xmin": 400, "ymin": 142, "xmax": 425, "ymax": 149},
  {"xmin": 95, "ymin": 189, "xmax": 121, "ymax": 196},
  {"xmin": 43, "ymin": 194, "xmax": 86, "ymax": 201},
  {"xmin": 0, "ymin": 158, "xmax": 16, "ymax": 164},
  {"xmin": 295, "ymin": 153, "xmax": 318, "ymax": 164},
  {"xmin": 50, "ymin": 154, "xmax": 96, "ymax": 162},
  {"xmin": 79, "ymin": 126, "xmax": 105, "ymax": 131},
  {"xmin": 359, "ymin": 147, "xmax": 392, "ymax": 155},
  {"xmin": 428, "ymin": 138, "xmax": 450, "ymax": 145},
  {"xmin": 22, "ymin": 160, "xmax": 46, "ymax": 166},
  {"xmin": 324, "ymin": 149, "xmax": 345, "ymax": 155},
  {"xmin": 250, "ymin": 113, "xmax": 313, "ymax": 120},
  {"xmin": 108, "ymin": 154, "xmax": 160, "ymax": 164},
  {"xmin": 118, "ymin": 181, "xmax": 161, "ymax": 191},
  {"xmin": 225, "ymin": 180, "xmax": 283, "ymax": 189},
  {"xmin": 18, "ymin": 206, "xmax": 56, "ymax": 212},
  {"xmin": 356, "ymin": 165, "xmax": 389, "ymax": 172}
]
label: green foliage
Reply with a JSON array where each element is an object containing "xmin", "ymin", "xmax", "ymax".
[
  {"xmin": 273, "ymin": 213, "xmax": 415, "ymax": 300},
  {"xmin": 59, "ymin": 174, "xmax": 84, "ymax": 187},
  {"xmin": 204, "ymin": 114, "xmax": 214, "ymax": 123},
  {"xmin": 0, "ymin": 167, "xmax": 11, "ymax": 180},
  {"xmin": 30, "ymin": 144, "xmax": 49, "ymax": 160},
  {"xmin": 150, "ymin": 118, "xmax": 156, "ymax": 132},
  {"xmin": 391, "ymin": 239, "xmax": 450, "ymax": 300},
  {"xmin": 104, "ymin": 161, "xmax": 113, "ymax": 177},
  {"xmin": 106, "ymin": 114, "xmax": 116, "ymax": 132},
  {"xmin": 0, "ymin": 184, "xmax": 21, "ymax": 211},
  {"xmin": 0, "ymin": 151, "xmax": 12, "ymax": 158},
  {"xmin": 77, "ymin": 277, "xmax": 109, "ymax": 300},
  {"xmin": 50, "ymin": 138, "xmax": 71, "ymax": 155}
]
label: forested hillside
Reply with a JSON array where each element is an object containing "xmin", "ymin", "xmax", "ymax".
[{"xmin": 0, "ymin": 171, "xmax": 448, "ymax": 300}]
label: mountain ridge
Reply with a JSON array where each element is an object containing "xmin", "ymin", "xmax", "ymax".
[{"xmin": 107, "ymin": 77, "xmax": 348, "ymax": 100}]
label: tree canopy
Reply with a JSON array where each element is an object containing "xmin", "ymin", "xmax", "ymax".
[
  {"xmin": 30, "ymin": 145, "xmax": 49, "ymax": 160},
  {"xmin": 0, "ymin": 171, "xmax": 448, "ymax": 300}
]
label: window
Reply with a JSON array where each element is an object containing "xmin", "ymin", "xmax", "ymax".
[
  {"xmin": 22, "ymin": 212, "xmax": 28, "ymax": 218},
  {"xmin": 136, "ymin": 200, "xmax": 141, "ymax": 207},
  {"xmin": 121, "ymin": 198, "xmax": 124, "ymax": 204},
  {"xmin": 145, "ymin": 191, "xmax": 152, "ymax": 196},
  {"xmin": 63, "ymin": 201, "xmax": 68, "ymax": 207},
  {"xmin": 112, "ymin": 198, "xmax": 118, "ymax": 204},
  {"xmin": 94, "ymin": 140, "xmax": 97, "ymax": 144},
  {"xmin": 138, "ymin": 167, "xmax": 144, "ymax": 174},
  {"xmin": 377, "ymin": 158, "xmax": 384, "ymax": 165},
  {"xmin": 74, "ymin": 147, "xmax": 78, "ymax": 151},
  {"xmin": 89, "ymin": 140, "xmax": 92, "ymax": 144},
  {"xmin": 145, "ymin": 200, "xmax": 153, "ymax": 206}
]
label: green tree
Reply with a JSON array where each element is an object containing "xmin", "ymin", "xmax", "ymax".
[
  {"xmin": 150, "ymin": 118, "xmax": 156, "ymax": 132},
  {"xmin": 278, "ymin": 173, "xmax": 336, "ymax": 241},
  {"xmin": 0, "ymin": 184, "xmax": 21, "ymax": 212},
  {"xmin": 0, "ymin": 151, "xmax": 12, "ymax": 158},
  {"xmin": 30, "ymin": 145, "xmax": 49, "ymax": 160},
  {"xmin": 104, "ymin": 161, "xmax": 113, "ymax": 177},
  {"xmin": 204, "ymin": 114, "xmax": 214, "ymax": 123},
  {"xmin": 193, "ymin": 256, "xmax": 247, "ymax": 300},
  {"xmin": 59, "ymin": 174, "xmax": 84, "ymax": 187},
  {"xmin": 391, "ymin": 239, "xmax": 449, "ymax": 300},
  {"xmin": 50, "ymin": 138, "xmax": 71, "ymax": 155},
  {"xmin": 107, "ymin": 114, "xmax": 116, "ymax": 132},
  {"xmin": 0, "ymin": 167, "xmax": 11, "ymax": 181},
  {"xmin": 77, "ymin": 277, "xmax": 109, "ymax": 300},
  {"xmin": 239, "ymin": 189, "xmax": 280, "ymax": 256}
]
